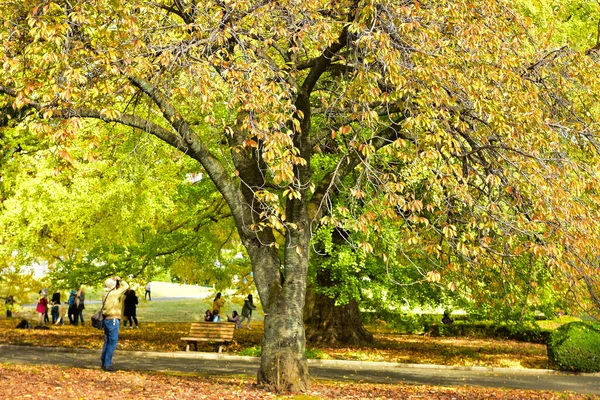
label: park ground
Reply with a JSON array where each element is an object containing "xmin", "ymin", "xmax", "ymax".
[{"xmin": 0, "ymin": 283, "xmax": 597, "ymax": 399}]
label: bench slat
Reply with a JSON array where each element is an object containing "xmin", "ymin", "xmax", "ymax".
[
  {"xmin": 180, "ymin": 322, "xmax": 236, "ymax": 348},
  {"xmin": 189, "ymin": 327, "xmax": 233, "ymax": 331}
]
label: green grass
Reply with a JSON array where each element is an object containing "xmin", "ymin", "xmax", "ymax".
[{"xmin": 19, "ymin": 295, "xmax": 264, "ymax": 323}]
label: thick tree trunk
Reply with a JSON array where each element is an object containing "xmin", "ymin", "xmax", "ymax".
[
  {"xmin": 247, "ymin": 229, "xmax": 311, "ymax": 392},
  {"xmin": 307, "ymin": 293, "xmax": 374, "ymax": 345},
  {"xmin": 257, "ymin": 284, "xmax": 310, "ymax": 392},
  {"xmin": 306, "ymin": 267, "xmax": 374, "ymax": 345}
]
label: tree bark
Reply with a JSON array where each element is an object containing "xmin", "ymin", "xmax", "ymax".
[
  {"xmin": 252, "ymin": 229, "xmax": 311, "ymax": 392},
  {"xmin": 257, "ymin": 281, "xmax": 310, "ymax": 392},
  {"xmin": 306, "ymin": 265, "xmax": 374, "ymax": 346},
  {"xmin": 307, "ymin": 293, "xmax": 374, "ymax": 346}
]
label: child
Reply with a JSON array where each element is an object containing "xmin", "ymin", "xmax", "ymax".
[
  {"xmin": 227, "ymin": 310, "xmax": 241, "ymax": 328},
  {"xmin": 204, "ymin": 309, "xmax": 213, "ymax": 322},
  {"xmin": 211, "ymin": 310, "xmax": 221, "ymax": 322}
]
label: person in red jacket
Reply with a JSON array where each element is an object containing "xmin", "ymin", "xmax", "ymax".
[{"xmin": 35, "ymin": 291, "xmax": 48, "ymax": 326}]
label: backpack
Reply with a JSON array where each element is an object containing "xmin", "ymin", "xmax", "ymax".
[{"xmin": 16, "ymin": 319, "xmax": 31, "ymax": 329}]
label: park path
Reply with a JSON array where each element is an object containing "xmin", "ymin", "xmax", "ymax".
[{"xmin": 0, "ymin": 344, "xmax": 598, "ymax": 395}]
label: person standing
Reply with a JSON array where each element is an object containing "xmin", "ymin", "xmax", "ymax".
[
  {"xmin": 101, "ymin": 276, "xmax": 129, "ymax": 372},
  {"xmin": 35, "ymin": 291, "xmax": 48, "ymax": 326},
  {"xmin": 212, "ymin": 292, "xmax": 225, "ymax": 315},
  {"xmin": 5, "ymin": 295, "xmax": 15, "ymax": 318},
  {"xmin": 145, "ymin": 282, "xmax": 151, "ymax": 301},
  {"xmin": 76, "ymin": 287, "xmax": 85, "ymax": 326},
  {"xmin": 50, "ymin": 290, "xmax": 61, "ymax": 324},
  {"xmin": 239, "ymin": 294, "xmax": 257, "ymax": 329},
  {"xmin": 42, "ymin": 289, "xmax": 50, "ymax": 324},
  {"xmin": 67, "ymin": 290, "xmax": 77, "ymax": 325},
  {"xmin": 123, "ymin": 289, "xmax": 139, "ymax": 329}
]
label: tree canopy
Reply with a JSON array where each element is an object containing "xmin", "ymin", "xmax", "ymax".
[{"xmin": 2, "ymin": 0, "xmax": 600, "ymax": 391}]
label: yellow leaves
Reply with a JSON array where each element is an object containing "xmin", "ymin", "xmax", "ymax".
[
  {"xmin": 42, "ymin": 109, "xmax": 55, "ymax": 119},
  {"xmin": 485, "ymin": 174, "xmax": 501, "ymax": 187},
  {"xmin": 447, "ymin": 281, "xmax": 457, "ymax": 291},
  {"xmin": 100, "ymin": 109, "xmax": 121, "ymax": 120},
  {"xmin": 426, "ymin": 270, "xmax": 441, "ymax": 283},
  {"xmin": 407, "ymin": 235, "xmax": 420, "ymax": 245},
  {"xmin": 442, "ymin": 224, "xmax": 457, "ymax": 238},
  {"xmin": 358, "ymin": 241, "xmax": 373, "ymax": 254},
  {"xmin": 350, "ymin": 188, "xmax": 365, "ymax": 199},
  {"xmin": 456, "ymin": 241, "xmax": 469, "ymax": 255},
  {"xmin": 408, "ymin": 199, "xmax": 423, "ymax": 212},
  {"xmin": 283, "ymin": 188, "xmax": 301, "ymax": 200},
  {"xmin": 13, "ymin": 93, "xmax": 29, "ymax": 110}
]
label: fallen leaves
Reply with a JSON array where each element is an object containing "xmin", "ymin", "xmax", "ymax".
[
  {"xmin": 0, "ymin": 319, "xmax": 549, "ymax": 369},
  {"xmin": 0, "ymin": 363, "xmax": 589, "ymax": 400}
]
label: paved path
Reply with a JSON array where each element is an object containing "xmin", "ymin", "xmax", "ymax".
[{"xmin": 0, "ymin": 345, "xmax": 598, "ymax": 395}]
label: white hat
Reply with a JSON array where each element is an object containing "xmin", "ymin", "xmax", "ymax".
[{"xmin": 104, "ymin": 278, "xmax": 116, "ymax": 290}]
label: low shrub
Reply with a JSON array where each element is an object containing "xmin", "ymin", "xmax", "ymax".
[
  {"xmin": 546, "ymin": 321, "xmax": 600, "ymax": 373},
  {"xmin": 426, "ymin": 321, "xmax": 549, "ymax": 343},
  {"xmin": 362, "ymin": 311, "xmax": 548, "ymax": 342}
]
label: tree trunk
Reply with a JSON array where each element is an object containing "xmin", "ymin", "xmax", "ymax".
[
  {"xmin": 247, "ymin": 229, "xmax": 311, "ymax": 392},
  {"xmin": 306, "ymin": 267, "xmax": 374, "ymax": 345},
  {"xmin": 257, "ymin": 283, "xmax": 310, "ymax": 392},
  {"xmin": 307, "ymin": 293, "xmax": 374, "ymax": 345}
]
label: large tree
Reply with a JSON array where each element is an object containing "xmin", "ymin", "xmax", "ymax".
[{"xmin": 2, "ymin": 0, "xmax": 600, "ymax": 391}]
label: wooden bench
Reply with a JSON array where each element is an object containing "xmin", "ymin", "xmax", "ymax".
[{"xmin": 180, "ymin": 322, "xmax": 236, "ymax": 353}]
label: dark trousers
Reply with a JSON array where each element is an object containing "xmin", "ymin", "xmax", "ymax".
[
  {"xmin": 145, "ymin": 290, "xmax": 151, "ymax": 300},
  {"xmin": 52, "ymin": 305, "xmax": 59, "ymax": 323},
  {"xmin": 68, "ymin": 305, "xmax": 77, "ymax": 325},
  {"xmin": 124, "ymin": 315, "xmax": 138, "ymax": 327}
]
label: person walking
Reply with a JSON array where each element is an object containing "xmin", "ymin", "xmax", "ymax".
[
  {"xmin": 239, "ymin": 294, "xmax": 257, "ymax": 329},
  {"xmin": 123, "ymin": 289, "xmax": 139, "ymax": 329},
  {"xmin": 101, "ymin": 276, "xmax": 129, "ymax": 372},
  {"xmin": 144, "ymin": 282, "xmax": 151, "ymax": 301},
  {"xmin": 212, "ymin": 292, "xmax": 225, "ymax": 315},
  {"xmin": 76, "ymin": 287, "xmax": 85, "ymax": 326},
  {"xmin": 67, "ymin": 290, "xmax": 77, "ymax": 325}
]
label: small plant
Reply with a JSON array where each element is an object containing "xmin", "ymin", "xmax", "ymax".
[
  {"xmin": 547, "ymin": 321, "xmax": 600, "ymax": 373},
  {"xmin": 238, "ymin": 345, "xmax": 261, "ymax": 357},
  {"xmin": 305, "ymin": 348, "xmax": 329, "ymax": 359}
]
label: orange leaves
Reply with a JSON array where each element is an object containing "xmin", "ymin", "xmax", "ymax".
[{"xmin": 58, "ymin": 148, "xmax": 75, "ymax": 165}]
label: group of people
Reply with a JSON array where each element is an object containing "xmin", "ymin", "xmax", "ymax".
[
  {"xmin": 8, "ymin": 279, "xmax": 259, "ymax": 373},
  {"xmin": 34, "ymin": 287, "xmax": 85, "ymax": 326},
  {"xmin": 204, "ymin": 292, "xmax": 256, "ymax": 329}
]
